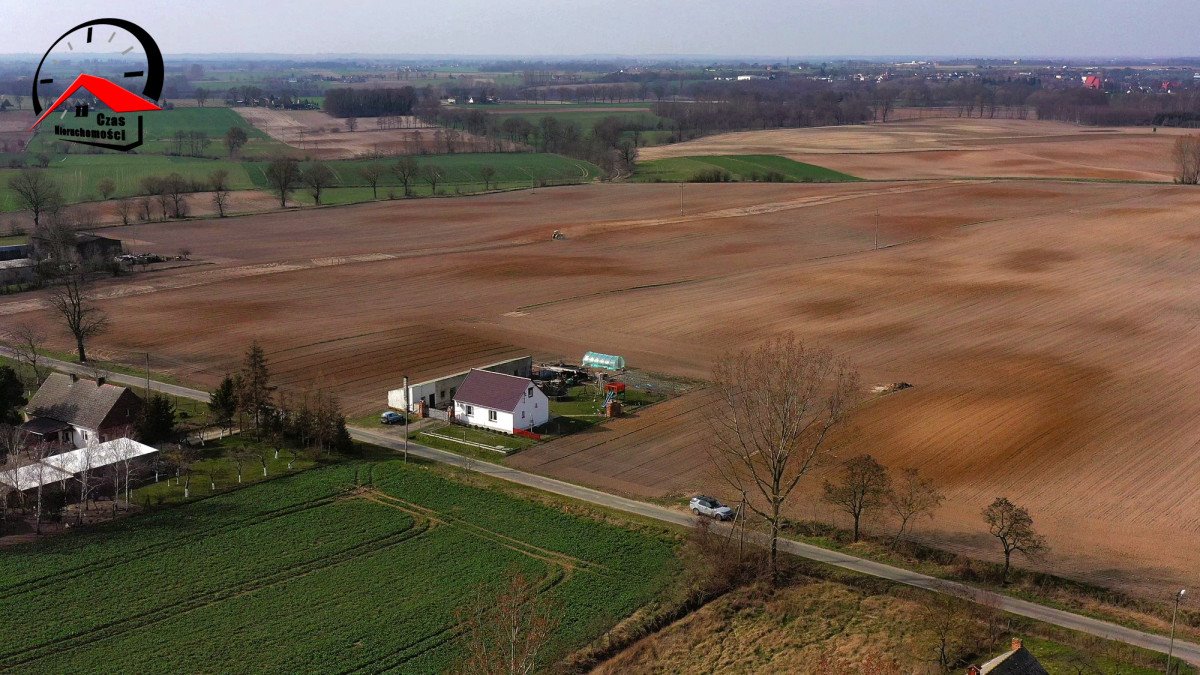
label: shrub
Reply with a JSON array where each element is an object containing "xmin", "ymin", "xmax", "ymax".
[{"xmin": 687, "ymin": 168, "xmax": 733, "ymax": 183}]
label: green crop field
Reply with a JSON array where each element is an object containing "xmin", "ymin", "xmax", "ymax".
[
  {"xmin": 137, "ymin": 107, "xmax": 286, "ymax": 158},
  {"xmin": 26, "ymin": 107, "xmax": 286, "ymax": 160},
  {"xmin": 0, "ymin": 155, "xmax": 254, "ymax": 211},
  {"xmin": 0, "ymin": 461, "xmax": 676, "ymax": 672},
  {"xmin": 0, "ymin": 151, "xmax": 597, "ymax": 213},
  {"xmin": 245, "ymin": 152, "xmax": 601, "ymax": 202},
  {"xmin": 633, "ymin": 154, "xmax": 862, "ymax": 183}
]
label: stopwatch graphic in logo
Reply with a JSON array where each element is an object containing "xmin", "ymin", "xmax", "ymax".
[{"xmin": 29, "ymin": 18, "xmax": 164, "ymax": 151}]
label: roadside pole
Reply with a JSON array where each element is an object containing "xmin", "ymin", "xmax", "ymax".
[{"xmin": 402, "ymin": 374, "xmax": 409, "ymax": 464}]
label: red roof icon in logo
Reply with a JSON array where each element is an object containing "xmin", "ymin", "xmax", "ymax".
[{"xmin": 30, "ymin": 73, "xmax": 161, "ymax": 131}]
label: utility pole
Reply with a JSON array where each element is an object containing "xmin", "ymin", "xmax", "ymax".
[
  {"xmin": 1168, "ymin": 588, "xmax": 1186, "ymax": 675},
  {"xmin": 402, "ymin": 374, "xmax": 409, "ymax": 464},
  {"xmin": 144, "ymin": 352, "xmax": 151, "ymax": 398},
  {"xmin": 679, "ymin": 183, "xmax": 684, "ymax": 216}
]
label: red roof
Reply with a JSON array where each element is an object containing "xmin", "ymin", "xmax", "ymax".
[
  {"xmin": 454, "ymin": 369, "xmax": 536, "ymax": 411},
  {"xmin": 30, "ymin": 73, "xmax": 161, "ymax": 131}
]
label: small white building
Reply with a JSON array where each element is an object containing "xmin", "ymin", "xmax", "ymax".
[{"xmin": 452, "ymin": 369, "xmax": 549, "ymax": 434}]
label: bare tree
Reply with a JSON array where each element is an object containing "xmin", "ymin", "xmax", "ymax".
[
  {"xmin": 264, "ymin": 157, "xmax": 301, "ymax": 208},
  {"xmin": 161, "ymin": 173, "xmax": 191, "ymax": 218},
  {"xmin": 479, "ymin": 165, "xmax": 497, "ymax": 191},
  {"xmin": 139, "ymin": 176, "xmax": 169, "ymax": 222},
  {"xmin": 1172, "ymin": 135, "xmax": 1200, "ymax": 185},
  {"xmin": 46, "ymin": 263, "xmax": 108, "ymax": 363},
  {"xmin": 359, "ymin": 164, "xmax": 386, "ymax": 199},
  {"xmin": 0, "ymin": 425, "xmax": 30, "ymax": 533},
  {"xmin": 1, "ymin": 323, "xmax": 48, "ymax": 387},
  {"xmin": 393, "ymin": 156, "xmax": 418, "ymax": 197},
  {"xmin": 72, "ymin": 439, "xmax": 101, "ymax": 525},
  {"xmin": 919, "ymin": 584, "xmax": 987, "ymax": 672},
  {"xmin": 224, "ymin": 126, "xmax": 248, "ymax": 159},
  {"xmin": 887, "ymin": 468, "xmax": 944, "ymax": 548},
  {"xmin": 421, "ymin": 164, "xmax": 442, "ymax": 194},
  {"xmin": 232, "ymin": 449, "xmax": 255, "ymax": 484},
  {"xmin": 344, "ymin": 116, "xmax": 358, "ymax": 132},
  {"xmin": 709, "ymin": 333, "xmax": 860, "ymax": 580},
  {"xmin": 115, "ymin": 197, "xmax": 133, "ymax": 226},
  {"xmin": 983, "ymin": 497, "xmax": 1048, "ymax": 584},
  {"xmin": 194, "ymin": 88, "xmax": 209, "ymax": 107},
  {"xmin": 822, "ymin": 453, "xmax": 891, "ymax": 542},
  {"xmin": 25, "ymin": 440, "xmax": 61, "ymax": 535},
  {"xmin": 301, "ymin": 163, "xmax": 337, "ymax": 205},
  {"xmin": 455, "ymin": 570, "xmax": 561, "ymax": 675},
  {"xmin": 136, "ymin": 196, "xmax": 153, "ymax": 223},
  {"xmin": 165, "ymin": 446, "xmax": 195, "ymax": 499},
  {"xmin": 96, "ymin": 178, "xmax": 116, "ymax": 201},
  {"xmin": 209, "ymin": 169, "xmax": 231, "ymax": 217},
  {"xmin": 7, "ymin": 169, "xmax": 63, "ymax": 229},
  {"xmin": 111, "ymin": 436, "xmax": 140, "ymax": 506}
]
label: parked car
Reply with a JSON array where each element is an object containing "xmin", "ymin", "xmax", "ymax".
[
  {"xmin": 689, "ymin": 495, "xmax": 734, "ymax": 521},
  {"xmin": 380, "ymin": 411, "xmax": 404, "ymax": 425}
]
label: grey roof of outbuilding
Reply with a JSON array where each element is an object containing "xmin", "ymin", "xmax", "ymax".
[
  {"xmin": 453, "ymin": 369, "xmax": 535, "ymax": 412},
  {"xmin": 19, "ymin": 416, "xmax": 71, "ymax": 436},
  {"xmin": 26, "ymin": 373, "xmax": 133, "ymax": 430},
  {"xmin": 980, "ymin": 647, "xmax": 1049, "ymax": 675}
]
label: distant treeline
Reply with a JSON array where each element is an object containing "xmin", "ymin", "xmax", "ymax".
[
  {"xmin": 1026, "ymin": 88, "xmax": 1200, "ymax": 126},
  {"xmin": 653, "ymin": 86, "xmax": 874, "ymax": 138},
  {"xmin": 324, "ymin": 87, "xmax": 417, "ymax": 118},
  {"xmin": 419, "ymin": 104, "xmax": 643, "ymax": 177}
]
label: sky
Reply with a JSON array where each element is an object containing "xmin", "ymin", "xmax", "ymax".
[{"xmin": 2, "ymin": 0, "xmax": 1200, "ymax": 58}]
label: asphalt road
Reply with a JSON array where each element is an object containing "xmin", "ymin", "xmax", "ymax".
[{"xmin": 6, "ymin": 348, "xmax": 1197, "ymax": 665}]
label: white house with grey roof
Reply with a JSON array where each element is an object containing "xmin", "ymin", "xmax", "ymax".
[
  {"xmin": 452, "ymin": 369, "xmax": 549, "ymax": 434},
  {"xmin": 20, "ymin": 373, "xmax": 143, "ymax": 449}
]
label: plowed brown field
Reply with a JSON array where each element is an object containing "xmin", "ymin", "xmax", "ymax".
[
  {"xmin": 640, "ymin": 118, "xmax": 1182, "ymax": 181},
  {"xmin": 234, "ymin": 108, "xmax": 506, "ymax": 159},
  {"xmin": 3, "ymin": 131, "xmax": 1199, "ymax": 595}
]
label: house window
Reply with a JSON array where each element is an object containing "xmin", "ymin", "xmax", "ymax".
[
  {"xmin": 488, "ymin": 410, "xmax": 498, "ymax": 422},
  {"xmin": 465, "ymin": 405, "xmax": 474, "ymax": 416},
  {"xmin": 521, "ymin": 411, "xmax": 525, "ymax": 419}
]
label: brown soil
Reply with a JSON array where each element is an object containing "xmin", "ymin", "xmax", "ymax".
[
  {"xmin": 641, "ymin": 118, "xmax": 1182, "ymax": 181},
  {"xmin": 3, "ymin": 133, "xmax": 1199, "ymax": 596},
  {"xmin": 234, "ymin": 108, "xmax": 509, "ymax": 159}
]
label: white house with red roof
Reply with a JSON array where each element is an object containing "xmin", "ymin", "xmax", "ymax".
[{"xmin": 451, "ymin": 369, "xmax": 549, "ymax": 434}]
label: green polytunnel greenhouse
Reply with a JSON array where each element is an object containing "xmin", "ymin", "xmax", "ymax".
[{"xmin": 582, "ymin": 352, "xmax": 625, "ymax": 371}]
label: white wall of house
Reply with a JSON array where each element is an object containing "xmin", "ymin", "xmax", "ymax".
[
  {"xmin": 513, "ymin": 385, "xmax": 550, "ymax": 430},
  {"xmin": 454, "ymin": 402, "xmax": 515, "ymax": 433},
  {"xmin": 453, "ymin": 384, "xmax": 549, "ymax": 433}
]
